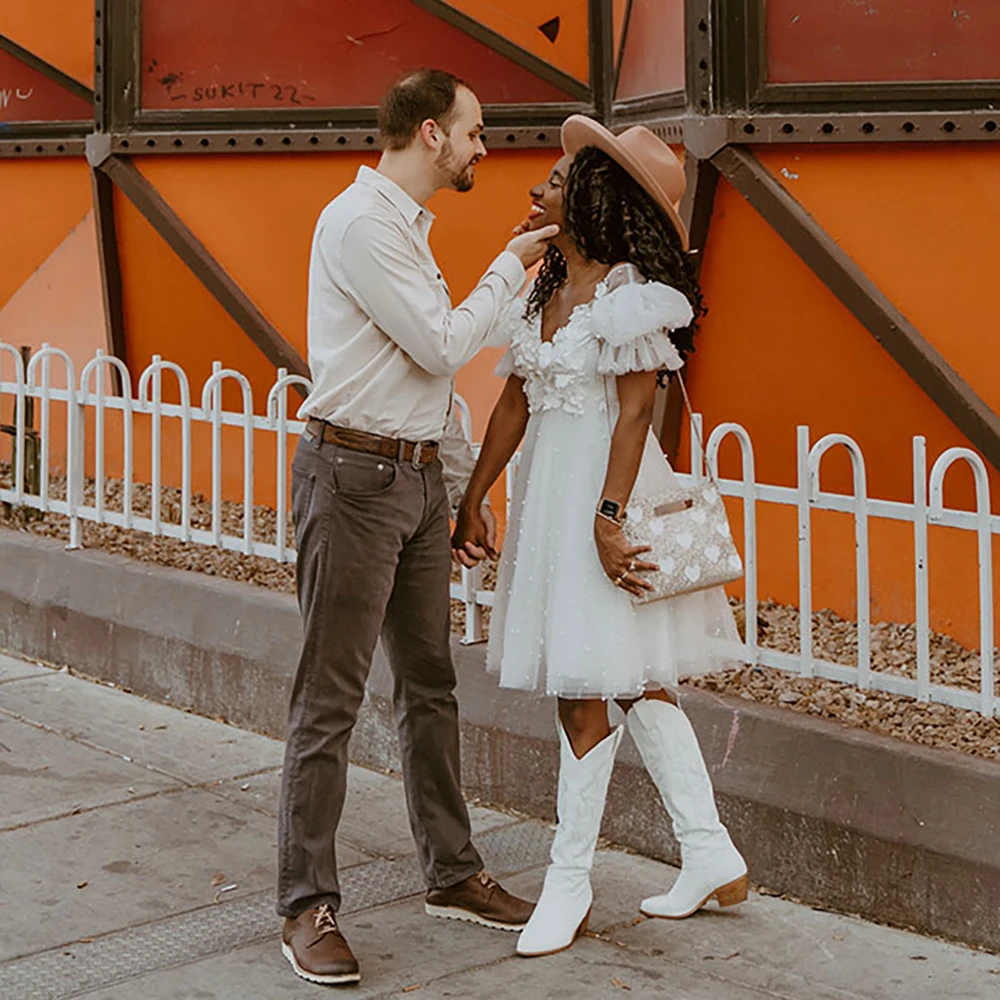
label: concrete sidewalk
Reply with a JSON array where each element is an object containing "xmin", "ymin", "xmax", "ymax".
[{"xmin": 0, "ymin": 652, "xmax": 997, "ymax": 1000}]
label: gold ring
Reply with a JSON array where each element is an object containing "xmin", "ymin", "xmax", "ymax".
[{"xmin": 616, "ymin": 571, "xmax": 628, "ymax": 585}]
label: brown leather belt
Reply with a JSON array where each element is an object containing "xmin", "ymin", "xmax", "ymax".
[{"xmin": 305, "ymin": 419, "xmax": 440, "ymax": 467}]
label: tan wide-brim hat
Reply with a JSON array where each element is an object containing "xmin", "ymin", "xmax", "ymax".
[{"xmin": 561, "ymin": 114, "xmax": 689, "ymax": 250}]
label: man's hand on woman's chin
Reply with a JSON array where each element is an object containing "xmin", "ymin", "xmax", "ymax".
[{"xmin": 452, "ymin": 501, "xmax": 497, "ymax": 567}]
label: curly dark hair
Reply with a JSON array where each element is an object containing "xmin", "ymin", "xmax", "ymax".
[{"xmin": 524, "ymin": 145, "xmax": 705, "ymax": 373}]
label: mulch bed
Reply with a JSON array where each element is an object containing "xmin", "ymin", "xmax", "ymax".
[{"xmin": 2, "ymin": 467, "xmax": 997, "ymax": 762}]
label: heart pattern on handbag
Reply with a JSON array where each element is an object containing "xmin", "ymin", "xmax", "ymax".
[{"xmin": 621, "ymin": 484, "xmax": 743, "ymax": 606}]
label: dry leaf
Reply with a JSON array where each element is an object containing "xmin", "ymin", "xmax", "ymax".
[
  {"xmin": 210, "ymin": 873, "xmax": 226, "ymax": 886},
  {"xmin": 402, "ymin": 986, "xmax": 421, "ymax": 993},
  {"xmin": 611, "ymin": 978, "xmax": 631, "ymax": 991},
  {"xmin": 77, "ymin": 881, "xmax": 88, "ymax": 889},
  {"xmin": 78, "ymin": 937, "xmax": 94, "ymax": 944}
]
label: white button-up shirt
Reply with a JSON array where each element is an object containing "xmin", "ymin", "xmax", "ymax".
[{"xmin": 299, "ymin": 166, "xmax": 525, "ymax": 505}]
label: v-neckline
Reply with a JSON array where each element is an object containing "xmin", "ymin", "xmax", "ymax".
[{"xmin": 537, "ymin": 277, "xmax": 608, "ymax": 346}]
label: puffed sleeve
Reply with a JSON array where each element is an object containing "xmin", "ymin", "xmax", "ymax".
[{"xmin": 591, "ymin": 265, "xmax": 691, "ymax": 375}]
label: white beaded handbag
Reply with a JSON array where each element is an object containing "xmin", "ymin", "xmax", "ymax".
[{"xmin": 619, "ymin": 375, "xmax": 743, "ymax": 605}]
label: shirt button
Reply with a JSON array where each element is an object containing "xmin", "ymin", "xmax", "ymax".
[{"xmin": 436, "ymin": 273, "xmax": 442, "ymax": 280}]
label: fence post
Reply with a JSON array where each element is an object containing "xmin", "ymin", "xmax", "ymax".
[
  {"xmin": 912, "ymin": 437, "xmax": 931, "ymax": 703},
  {"xmin": 808, "ymin": 435, "xmax": 871, "ymax": 688},
  {"xmin": 796, "ymin": 426, "xmax": 813, "ymax": 676},
  {"xmin": 929, "ymin": 449, "xmax": 996, "ymax": 717},
  {"xmin": 19, "ymin": 346, "xmax": 41, "ymax": 510}
]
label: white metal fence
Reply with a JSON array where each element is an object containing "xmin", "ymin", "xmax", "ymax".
[{"xmin": 2, "ymin": 343, "xmax": 997, "ymax": 718}]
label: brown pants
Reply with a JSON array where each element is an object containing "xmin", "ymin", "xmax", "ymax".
[{"xmin": 277, "ymin": 429, "xmax": 482, "ymax": 917}]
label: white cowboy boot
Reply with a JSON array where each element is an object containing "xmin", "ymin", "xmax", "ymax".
[
  {"xmin": 516, "ymin": 723, "xmax": 624, "ymax": 957},
  {"xmin": 627, "ymin": 699, "xmax": 748, "ymax": 919}
]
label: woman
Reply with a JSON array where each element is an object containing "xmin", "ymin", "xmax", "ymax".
[{"xmin": 452, "ymin": 116, "xmax": 746, "ymax": 958}]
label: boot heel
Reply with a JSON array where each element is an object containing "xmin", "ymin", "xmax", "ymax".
[
  {"xmin": 576, "ymin": 906, "xmax": 592, "ymax": 939},
  {"xmin": 714, "ymin": 874, "xmax": 749, "ymax": 908}
]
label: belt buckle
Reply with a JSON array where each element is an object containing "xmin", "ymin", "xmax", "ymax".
[{"xmin": 410, "ymin": 441, "xmax": 425, "ymax": 470}]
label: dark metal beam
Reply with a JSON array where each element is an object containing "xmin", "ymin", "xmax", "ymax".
[
  {"xmin": 0, "ymin": 32, "xmax": 94, "ymax": 105},
  {"xmin": 656, "ymin": 156, "xmax": 719, "ymax": 462},
  {"xmin": 684, "ymin": 109, "xmax": 1000, "ymax": 159},
  {"xmin": 685, "ymin": 0, "xmax": 714, "ymax": 114},
  {"xmin": 0, "ymin": 137, "xmax": 86, "ymax": 158},
  {"xmin": 98, "ymin": 0, "xmax": 140, "ymax": 133},
  {"xmin": 90, "ymin": 167, "xmax": 127, "ymax": 381},
  {"xmin": 131, "ymin": 101, "xmax": 588, "ymax": 131},
  {"xmin": 94, "ymin": 0, "xmax": 112, "ymax": 133},
  {"xmin": 408, "ymin": 0, "xmax": 590, "ymax": 104},
  {"xmin": 95, "ymin": 153, "xmax": 308, "ymax": 385},
  {"xmin": 590, "ymin": 0, "xmax": 615, "ymax": 124},
  {"xmin": 715, "ymin": 0, "xmax": 749, "ymax": 111},
  {"xmin": 97, "ymin": 123, "xmax": 565, "ymax": 158},
  {"xmin": 612, "ymin": 91, "xmax": 686, "ymax": 125},
  {"xmin": 713, "ymin": 144, "xmax": 1000, "ymax": 474}
]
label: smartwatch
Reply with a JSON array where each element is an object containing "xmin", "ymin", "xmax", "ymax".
[{"xmin": 597, "ymin": 497, "xmax": 626, "ymax": 525}]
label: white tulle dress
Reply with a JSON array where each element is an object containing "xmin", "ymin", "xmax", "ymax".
[{"xmin": 487, "ymin": 264, "xmax": 741, "ymax": 699}]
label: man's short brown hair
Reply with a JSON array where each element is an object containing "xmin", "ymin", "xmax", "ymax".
[{"xmin": 378, "ymin": 69, "xmax": 469, "ymax": 151}]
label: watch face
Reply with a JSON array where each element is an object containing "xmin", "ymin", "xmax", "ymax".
[{"xmin": 599, "ymin": 499, "xmax": 621, "ymax": 519}]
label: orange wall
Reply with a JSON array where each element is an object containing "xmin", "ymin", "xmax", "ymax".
[
  {"xmin": 109, "ymin": 149, "xmax": 560, "ymax": 513},
  {"xmin": 0, "ymin": 160, "xmax": 92, "ymax": 312},
  {"xmin": 690, "ymin": 168, "xmax": 999, "ymax": 649},
  {"xmin": 5, "ymin": 139, "xmax": 998, "ymax": 652}
]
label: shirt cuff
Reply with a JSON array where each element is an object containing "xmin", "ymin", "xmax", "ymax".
[{"xmin": 488, "ymin": 250, "xmax": 527, "ymax": 292}]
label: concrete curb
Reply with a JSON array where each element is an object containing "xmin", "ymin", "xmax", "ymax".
[{"xmin": 1, "ymin": 529, "xmax": 998, "ymax": 952}]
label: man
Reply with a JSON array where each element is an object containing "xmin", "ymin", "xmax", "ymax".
[{"xmin": 278, "ymin": 68, "xmax": 558, "ymax": 986}]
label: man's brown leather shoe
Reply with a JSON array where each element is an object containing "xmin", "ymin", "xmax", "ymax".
[
  {"xmin": 282, "ymin": 904, "xmax": 361, "ymax": 985},
  {"xmin": 425, "ymin": 870, "xmax": 535, "ymax": 931}
]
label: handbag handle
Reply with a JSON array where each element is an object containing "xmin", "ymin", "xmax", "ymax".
[{"xmin": 604, "ymin": 366, "xmax": 720, "ymax": 492}]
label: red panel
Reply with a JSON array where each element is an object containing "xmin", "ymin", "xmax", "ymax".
[
  {"xmin": 766, "ymin": 0, "xmax": 1000, "ymax": 84},
  {"xmin": 615, "ymin": 0, "xmax": 685, "ymax": 99},
  {"xmin": 0, "ymin": 49, "xmax": 91, "ymax": 122},
  {"xmin": 140, "ymin": 0, "xmax": 573, "ymax": 110}
]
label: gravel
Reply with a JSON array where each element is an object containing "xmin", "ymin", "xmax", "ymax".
[{"xmin": 2, "ymin": 466, "xmax": 997, "ymax": 762}]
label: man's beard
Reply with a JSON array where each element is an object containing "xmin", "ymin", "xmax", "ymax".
[{"xmin": 436, "ymin": 139, "xmax": 477, "ymax": 192}]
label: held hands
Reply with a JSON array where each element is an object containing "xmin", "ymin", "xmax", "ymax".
[
  {"xmin": 452, "ymin": 501, "xmax": 498, "ymax": 568},
  {"xmin": 594, "ymin": 516, "xmax": 658, "ymax": 599},
  {"xmin": 506, "ymin": 224, "xmax": 559, "ymax": 268}
]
